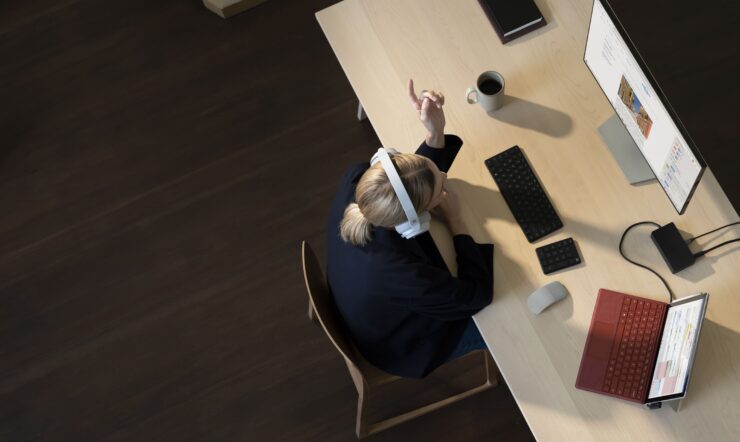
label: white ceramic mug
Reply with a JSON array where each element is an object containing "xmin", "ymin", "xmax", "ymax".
[{"xmin": 466, "ymin": 71, "xmax": 505, "ymax": 112}]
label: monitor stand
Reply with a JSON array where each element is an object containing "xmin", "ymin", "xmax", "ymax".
[{"xmin": 598, "ymin": 114, "xmax": 655, "ymax": 184}]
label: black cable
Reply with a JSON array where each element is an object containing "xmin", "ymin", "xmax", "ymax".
[
  {"xmin": 619, "ymin": 221, "xmax": 674, "ymax": 303},
  {"xmin": 685, "ymin": 220, "xmax": 740, "ymax": 243},
  {"xmin": 694, "ymin": 238, "xmax": 740, "ymax": 257}
]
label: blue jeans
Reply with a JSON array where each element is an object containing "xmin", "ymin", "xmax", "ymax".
[{"xmin": 445, "ymin": 319, "xmax": 488, "ymax": 362}]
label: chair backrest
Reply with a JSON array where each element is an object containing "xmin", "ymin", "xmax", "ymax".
[{"xmin": 301, "ymin": 241, "xmax": 363, "ymax": 378}]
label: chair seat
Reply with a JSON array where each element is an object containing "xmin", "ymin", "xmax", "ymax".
[{"xmin": 352, "ymin": 347, "xmax": 400, "ymax": 387}]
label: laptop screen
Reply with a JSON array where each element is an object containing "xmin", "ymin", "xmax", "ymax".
[{"xmin": 648, "ymin": 294, "xmax": 707, "ymax": 399}]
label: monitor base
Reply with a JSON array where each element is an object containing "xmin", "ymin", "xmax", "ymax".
[{"xmin": 598, "ymin": 114, "xmax": 655, "ymax": 184}]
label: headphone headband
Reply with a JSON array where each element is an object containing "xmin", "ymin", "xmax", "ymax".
[{"xmin": 371, "ymin": 148, "xmax": 421, "ymax": 227}]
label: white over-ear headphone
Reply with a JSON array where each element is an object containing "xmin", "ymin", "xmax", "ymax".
[{"xmin": 370, "ymin": 147, "xmax": 431, "ymax": 239}]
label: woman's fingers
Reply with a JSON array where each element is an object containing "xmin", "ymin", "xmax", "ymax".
[
  {"xmin": 408, "ymin": 79, "xmax": 421, "ymax": 110},
  {"xmin": 420, "ymin": 96, "xmax": 431, "ymax": 120},
  {"xmin": 410, "ymin": 79, "xmax": 445, "ymax": 110},
  {"xmin": 420, "ymin": 90, "xmax": 444, "ymax": 108},
  {"xmin": 431, "ymin": 91, "xmax": 444, "ymax": 107}
]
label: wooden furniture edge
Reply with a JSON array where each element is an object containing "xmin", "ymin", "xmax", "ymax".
[{"xmin": 202, "ymin": 0, "xmax": 267, "ymax": 19}]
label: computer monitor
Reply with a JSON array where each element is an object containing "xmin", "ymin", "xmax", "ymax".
[{"xmin": 584, "ymin": 0, "xmax": 705, "ymax": 214}]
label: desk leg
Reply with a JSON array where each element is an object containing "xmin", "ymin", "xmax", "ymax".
[
  {"xmin": 484, "ymin": 350, "xmax": 500, "ymax": 387},
  {"xmin": 357, "ymin": 102, "xmax": 367, "ymax": 121}
]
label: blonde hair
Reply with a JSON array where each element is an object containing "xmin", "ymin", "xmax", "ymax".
[{"xmin": 340, "ymin": 153, "xmax": 436, "ymax": 246}]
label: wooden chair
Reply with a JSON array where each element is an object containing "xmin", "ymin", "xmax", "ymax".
[{"xmin": 301, "ymin": 241, "xmax": 499, "ymax": 438}]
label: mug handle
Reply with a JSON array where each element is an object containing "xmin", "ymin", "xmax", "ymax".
[{"xmin": 465, "ymin": 87, "xmax": 478, "ymax": 104}]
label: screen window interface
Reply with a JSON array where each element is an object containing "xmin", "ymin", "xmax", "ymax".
[{"xmin": 648, "ymin": 297, "xmax": 705, "ymax": 398}]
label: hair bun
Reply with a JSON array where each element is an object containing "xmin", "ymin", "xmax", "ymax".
[{"xmin": 340, "ymin": 203, "xmax": 373, "ymax": 246}]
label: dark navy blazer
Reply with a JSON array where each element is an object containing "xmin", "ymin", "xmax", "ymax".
[{"xmin": 326, "ymin": 135, "xmax": 494, "ymax": 378}]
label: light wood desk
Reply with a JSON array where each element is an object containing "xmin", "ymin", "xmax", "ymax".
[{"xmin": 317, "ymin": 0, "xmax": 740, "ymax": 440}]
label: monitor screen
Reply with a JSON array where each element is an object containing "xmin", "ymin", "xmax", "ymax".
[
  {"xmin": 648, "ymin": 294, "xmax": 706, "ymax": 399},
  {"xmin": 584, "ymin": 0, "xmax": 704, "ymax": 213}
]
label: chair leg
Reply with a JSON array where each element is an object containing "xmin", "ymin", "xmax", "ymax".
[
  {"xmin": 361, "ymin": 382, "xmax": 493, "ymax": 437},
  {"xmin": 355, "ymin": 384, "xmax": 369, "ymax": 438},
  {"xmin": 353, "ymin": 352, "xmax": 498, "ymax": 437},
  {"xmin": 308, "ymin": 300, "xmax": 318, "ymax": 324}
]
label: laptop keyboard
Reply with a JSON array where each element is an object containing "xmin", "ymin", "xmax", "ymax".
[{"xmin": 602, "ymin": 296, "xmax": 665, "ymax": 400}]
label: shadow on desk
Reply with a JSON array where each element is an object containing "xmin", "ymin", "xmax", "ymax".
[
  {"xmin": 679, "ymin": 226, "xmax": 740, "ymax": 283},
  {"xmin": 450, "ymin": 179, "xmax": 507, "ymax": 229},
  {"xmin": 451, "ymin": 179, "xmax": 623, "ymax": 298},
  {"xmin": 488, "ymin": 96, "xmax": 573, "ymax": 138},
  {"xmin": 451, "ymin": 179, "xmax": 534, "ymax": 297},
  {"xmin": 674, "ymin": 319, "xmax": 740, "ymax": 412}
]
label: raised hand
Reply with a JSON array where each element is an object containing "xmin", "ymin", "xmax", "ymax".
[{"xmin": 408, "ymin": 79, "xmax": 446, "ymax": 147}]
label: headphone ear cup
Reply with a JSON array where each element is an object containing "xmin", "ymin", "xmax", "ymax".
[
  {"xmin": 394, "ymin": 212, "xmax": 431, "ymax": 238},
  {"xmin": 394, "ymin": 220, "xmax": 415, "ymax": 239}
]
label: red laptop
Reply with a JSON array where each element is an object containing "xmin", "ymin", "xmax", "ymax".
[{"xmin": 576, "ymin": 289, "xmax": 708, "ymax": 406}]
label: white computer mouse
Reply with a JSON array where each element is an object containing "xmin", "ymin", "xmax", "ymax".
[{"xmin": 527, "ymin": 281, "xmax": 568, "ymax": 314}]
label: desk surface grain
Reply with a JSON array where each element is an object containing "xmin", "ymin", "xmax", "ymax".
[{"xmin": 317, "ymin": 0, "xmax": 740, "ymax": 440}]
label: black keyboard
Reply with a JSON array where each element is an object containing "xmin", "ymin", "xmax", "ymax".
[
  {"xmin": 485, "ymin": 146, "xmax": 563, "ymax": 242},
  {"xmin": 536, "ymin": 238, "xmax": 581, "ymax": 274}
]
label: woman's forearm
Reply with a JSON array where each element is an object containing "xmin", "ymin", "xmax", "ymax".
[{"xmin": 425, "ymin": 132, "xmax": 445, "ymax": 148}]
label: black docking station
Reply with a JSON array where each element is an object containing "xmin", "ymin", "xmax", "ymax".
[{"xmin": 651, "ymin": 223, "xmax": 695, "ymax": 273}]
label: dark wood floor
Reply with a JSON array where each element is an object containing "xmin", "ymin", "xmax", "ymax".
[{"xmin": 0, "ymin": 1, "xmax": 534, "ymax": 440}]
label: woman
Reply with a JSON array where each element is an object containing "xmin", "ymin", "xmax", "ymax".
[{"xmin": 325, "ymin": 79, "xmax": 494, "ymax": 379}]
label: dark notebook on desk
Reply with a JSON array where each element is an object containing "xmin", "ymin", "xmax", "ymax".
[{"xmin": 478, "ymin": 0, "xmax": 546, "ymax": 43}]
